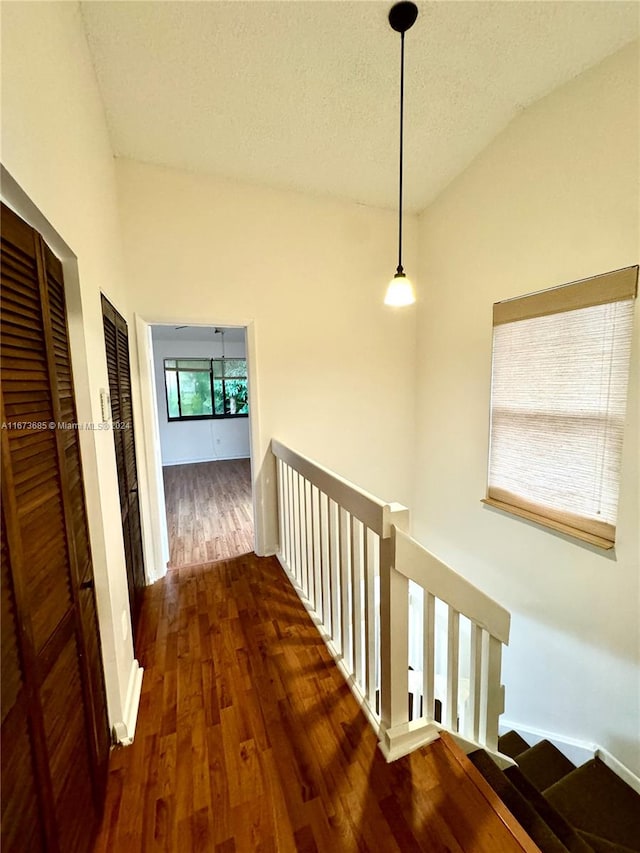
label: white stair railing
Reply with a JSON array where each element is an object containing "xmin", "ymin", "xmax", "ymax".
[
  {"xmin": 272, "ymin": 439, "xmax": 511, "ymax": 765},
  {"xmin": 382, "ymin": 526, "xmax": 511, "ymax": 762}
]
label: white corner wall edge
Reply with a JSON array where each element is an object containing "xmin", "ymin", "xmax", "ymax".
[
  {"xmin": 112, "ymin": 659, "xmax": 144, "ymax": 746},
  {"xmin": 500, "ymin": 718, "xmax": 640, "ymax": 794}
]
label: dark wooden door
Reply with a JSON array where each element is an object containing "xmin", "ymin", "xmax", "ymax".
[
  {"xmin": 1, "ymin": 203, "xmax": 110, "ymax": 852},
  {"xmin": 101, "ymin": 296, "xmax": 145, "ymax": 641}
]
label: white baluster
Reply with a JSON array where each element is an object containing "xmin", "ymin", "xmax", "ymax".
[
  {"xmin": 363, "ymin": 527, "xmax": 376, "ymax": 708},
  {"xmin": 468, "ymin": 623, "xmax": 482, "ymax": 742},
  {"xmin": 311, "ymin": 485, "xmax": 321, "ymax": 621},
  {"xmin": 277, "ymin": 458, "xmax": 284, "ymax": 560},
  {"xmin": 291, "ymin": 469, "xmax": 299, "ymax": 583},
  {"xmin": 329, "ymin": 499, "xmax": 340, "ymax": 648},
  {"xmin": 298, "ymin": 474, "xmax": 309, "ymax": 598},
  {"xmin": 446, "ymin": 606, "xmax": 460, "ymax": 731},
  {"xmin": 321, "ymin": 492, "xmax": 331, "ymax": 635},
  {"xmin": 340, "ymin": 509, "xmax": 352, "ymax": 671},
  {"xmin": 422, "ymin": 590, "xmax": 435, "ymax": 722},
  {"xmin": 304, "ymin": 478, "xmax": 312, "ymax": 602},
  {"xmin": 286, "ymin": 464, "xmax": 294, "ymax": 574},
  {"xmin": 352, "ymin": 518, "xmax": 364, "ymax": 687}
]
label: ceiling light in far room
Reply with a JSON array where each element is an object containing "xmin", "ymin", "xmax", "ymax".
[{"xmin": 384, "ymin": 1, "xmax": 418, "ymax": 308}]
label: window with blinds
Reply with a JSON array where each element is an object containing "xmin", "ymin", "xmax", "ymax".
[{"xmin": 484, "ymin": 266, "xmax": 637, "ymax": 549}]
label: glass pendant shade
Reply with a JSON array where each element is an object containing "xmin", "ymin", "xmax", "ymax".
[{"xmin": 384, "ymin": 272, "xmax": 415, "ymax": 306}]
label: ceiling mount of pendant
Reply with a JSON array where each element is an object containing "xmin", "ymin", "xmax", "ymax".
[{"xmin": 388, "ymin": 2, "xmax": 418, "ymax": 34}]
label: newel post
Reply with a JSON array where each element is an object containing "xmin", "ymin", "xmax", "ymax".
[{"xmin": 379, "ymin": 504, "xmax": 410, "ymax": 737}]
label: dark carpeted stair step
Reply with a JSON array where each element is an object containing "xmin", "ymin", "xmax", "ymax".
[
  {"xmin": 544, "ymin": 759, "xmax": 640, "ymax": 852},
  {"xmin": 516, "ymin": 740, "xmax": 576, "ymax": 792},
  {"xmin": 504, "ymin": 765, "xmax": 593, "ymax": 853},
  {"xmin": 469, "ymin": 749, "xmax": 574, "ymax": 852},
  {"xmin": 499, "ymin": 730, "xmax": 531, "ymax": 759},
  {"xmin": 579, "ymin": 830, "xmax": 639, "ymax": 853}
]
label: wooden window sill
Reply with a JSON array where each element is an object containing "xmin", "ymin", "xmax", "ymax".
[{"xmin": 481, "ymin": 497, "xmax": 615, "ymax": 551}]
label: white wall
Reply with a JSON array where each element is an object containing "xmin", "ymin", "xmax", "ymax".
[
  {"xmin": 151, "ymin": 330, "xmax": 250, "ymax": 465},
  {"xmin": 414, "ymin": 42, "xmax": 640, "ymax": 774},
  {"xmin": 116, "ymin": 159, "xmax": 419, "ymax": 555},
  {"xmin": 1, "ymin": 3, "xmax": 141, "ymax": 739}
]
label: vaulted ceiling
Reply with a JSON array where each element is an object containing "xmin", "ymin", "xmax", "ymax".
[{"xmin": 82, "ymin": 1, "xmax": 639, "ymax": 212}]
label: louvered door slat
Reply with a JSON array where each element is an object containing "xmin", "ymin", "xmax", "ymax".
[
  {"xmin": 0, "ymin": 291, "xmax": 43, "ymax": 320},
  {"xmin": 1, "ymin": 345, "xmax": 47, "ymax": 364},
  {"xmin": 0, "ymin": 320, "xmax": 44, "ymax": 345},
  {"xmin": 2, "ymin": 402, "xmax": 51, "ymax": 423},
  {"xmin": 10, "ymin": 432, "xmax": 53, "ymax": 464}
]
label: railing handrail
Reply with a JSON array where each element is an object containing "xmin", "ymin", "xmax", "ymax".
[
  {"xmin": 392, "ymin": 527, "xmax": 510, "ymax": 645},
  {"xmin": 272, "ymin": 438, "xmax": 390, "ymax": 535}
]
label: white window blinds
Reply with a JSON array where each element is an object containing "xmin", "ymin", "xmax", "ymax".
[{"xmin": 485, "ymin": 266, "xmax": 637, "ymax": 548}]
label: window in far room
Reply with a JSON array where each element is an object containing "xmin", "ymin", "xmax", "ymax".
[
  {"xmin": 483, "ymin": 266, "xmax": 637, "ymax": 550},
  {"xmin": 213, "ymin": 358, "xmax": 249, "ymax": 416},
  {"xmin": 164, "ymin": 358, "xmax": 248, "ymax": 420}
]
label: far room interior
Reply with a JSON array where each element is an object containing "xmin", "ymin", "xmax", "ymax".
[{"xmin": 150, "ymin": 324, "xmax": 254, "ymax": 567}]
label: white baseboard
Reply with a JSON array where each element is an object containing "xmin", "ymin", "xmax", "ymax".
[
  {"xmin": 500, "ymin": 718, "xmax": 640, "ymax": 794},
  {"xmin": 162, "ymin": 454, "xmax": 250, "ymax": 466},
  {"xmin": 112, "ymin": 659, "xmax": 144, "ymax": 746},
  {"xmin": 596, "ymin": 746, "xmax": 640, "ymax": 795},
  {"xmin": 500, "ymin": 718, "xmax": 596, "ymax": 767}
]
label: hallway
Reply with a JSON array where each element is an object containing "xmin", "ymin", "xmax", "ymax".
[
  {"xmin": 94, "ymin": 554, "xmax": 532, "ymax": 852},
  {"xmin": 163, "ymin": 459, "xmax": 253, "ymax": 567}
]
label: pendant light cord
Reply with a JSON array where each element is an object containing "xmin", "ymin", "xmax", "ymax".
[{"xmin": 397, "ymin": 30, "xmax": 405, "ymax": 274}]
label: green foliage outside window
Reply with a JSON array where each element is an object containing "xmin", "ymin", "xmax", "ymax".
[{"xmin": 164, "ymin": 358, "xmax": 248, "ymax": 420}]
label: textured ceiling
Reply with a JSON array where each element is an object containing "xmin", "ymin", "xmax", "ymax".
[{"xmin": 82, "ymin": 1, "xmax": 639, "ymax": 212}]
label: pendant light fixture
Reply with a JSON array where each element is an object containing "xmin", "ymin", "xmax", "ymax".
[{"xmin": 384, "ymin": 1, "xmax": 418, "ymax": 307}]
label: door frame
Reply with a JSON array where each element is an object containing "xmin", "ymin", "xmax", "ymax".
[{"xmin": 134, "ymin": 314, "xmax": 265, "ymax": 581}]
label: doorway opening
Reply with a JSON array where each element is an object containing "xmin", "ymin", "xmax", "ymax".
[{"xmin": 150, "ymin": 324, "xmax": 254, "ymax": 568}]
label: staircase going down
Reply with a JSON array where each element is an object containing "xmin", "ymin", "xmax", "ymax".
[{"xmin": 469, "ymin": 732, "xmax": 640, "ymax": 853}]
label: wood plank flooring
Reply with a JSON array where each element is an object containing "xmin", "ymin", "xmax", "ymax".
[
  {"xmin": 163, "ymin": 459, "xmax": 253, "ymax": 567},
  {"xmin": 94, "ymin": 554, "xmax": 535, "ymax": 853}
]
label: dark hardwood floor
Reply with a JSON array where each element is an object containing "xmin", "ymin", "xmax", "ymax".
[
  {"xmin": 94, "ymin": 554, "xmax": 535, "ymax": 852},
  {"xmin": 163, "ymin": 459, "xmax": 253, "ymax": 567}
]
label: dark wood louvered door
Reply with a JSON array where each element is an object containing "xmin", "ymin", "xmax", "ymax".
[
  {"xmin": 0, "ymin": 203, "xmax": 110, "ymax": 853},
  {"xmin": 101, "ymin": 296, "xmax": 145, "ymax": 642}
]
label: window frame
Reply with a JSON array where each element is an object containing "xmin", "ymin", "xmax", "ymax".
[
  {"xmin": 482, "ymin": 265, "xmax": 637, "ymax": 550},
  {"xmin": 164, "ymin": 357, "xmax": 249, "ymax": 422}
]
